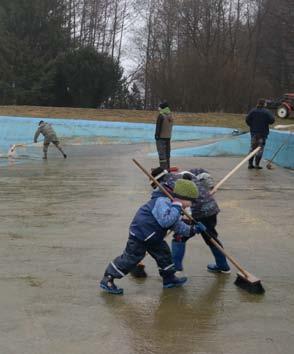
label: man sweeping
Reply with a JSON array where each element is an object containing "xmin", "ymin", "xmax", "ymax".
[
  {"xmin": 100, "ymin": 178, "xmax": 206, "ymax": 295},
  {"xmin": 34, "ymin": 120, "xmax": 67, "ymax": 160}
]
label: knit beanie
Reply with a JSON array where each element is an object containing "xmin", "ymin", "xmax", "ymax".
[
  {"xmin": 196, "ymin": 172, "xmax": 214, "ymax": 190},
  {"xmin": 173, "ymin": 179, "xmax": 198, "ymax": 201},
  {"xmin": 159, "ymin": 101, "xmax": 169, "ymax": 109}
]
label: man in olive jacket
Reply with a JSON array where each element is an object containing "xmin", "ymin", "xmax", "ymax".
[
  {"xmin": 34, "ymin": 121, "xmax": 67, "ymax": 160},
  {"xmin": 155, "ymin": 102, "xmax": 173, "ymax": 170}
]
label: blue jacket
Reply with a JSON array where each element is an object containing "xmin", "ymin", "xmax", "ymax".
[
  {"xmin": 129, "ymin": 190, "xmax": 192, "ymax": 242},
  {"xmin": 246, "ymin": 108, "xmax": 275, "ymax": 138}
]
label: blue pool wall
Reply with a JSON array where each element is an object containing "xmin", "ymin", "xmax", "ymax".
[
  {"xmin": 172, "ymin": 130, "xmax": 294, "ymax": 169},
  {"xmin": 0, "ymin": 116, "xmax": 293, "ymax": 168},
  {"xmin": 0, "ymin": 116, "xmax": 233, "ymax": 149}
]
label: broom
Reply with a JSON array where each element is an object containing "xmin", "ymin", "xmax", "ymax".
[
  {"xmin": 210, "ymin": 146, "xmax": 261, "ymax": 195},
  {"xmin": 132, "ymin": 158, "xmax": 265, "ymax": 295},
  {"xmin": 266, "ymin": 131, "xmax": 293, "ymax": 170}
]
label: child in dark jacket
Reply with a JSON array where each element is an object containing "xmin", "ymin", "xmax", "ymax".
[
  {"xmin": 169, "ymin": 169, "xmax": 230, "ymax": 274},
  {"xmin": 100, "ymin": 179, "xmax": 206, "ymax": 295}
]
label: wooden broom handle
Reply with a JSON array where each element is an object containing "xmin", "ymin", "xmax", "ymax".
[
  {"xmin": 132, "ymin": 158, "xmax": 249, "ymax": 278},
  {"xmin": 210, "ymin": 146, "xmax": 261, "ymax": 195}
]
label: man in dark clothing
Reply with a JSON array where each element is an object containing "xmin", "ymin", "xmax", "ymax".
[
  {"xmin": 246, "ymin": 99, "xmax": 275, "ymax": 169},
  {"xmin": 34, "ymin": 120, "xmax": 67, "ymax": 160},
  {"xmin": 155, "ymin": 102, "xmax": 173, "ymax": 170}
]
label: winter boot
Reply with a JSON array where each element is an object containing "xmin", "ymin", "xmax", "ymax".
[
  {"xmin": 163, "ymin": 275, "xmax": 188, "ymax": 288},
  {"xmin": 130, "ymin": 263, "xmax": 147, "ymax": 278},
  {"xmin": 207, "ymin": 243, "xmax": 231, "ymax": 274},
  {"xmin": 100, "ymin": 275, "xmax": 123, "ymax": 294},
  {"xmin": 56, "ymin": 145, "xmax": 67, "ymax": 159},
  {"xmin": 248, "ymin": 156, "xmax": 254, "ymax": 169},
  {"xmin": 207, "ymin": 264, "xmax": 231, "ymax": 274},
  {"xmin": 171, "ymin": 239, "xmax": 186, "ymax": 272},
  {"xmin": 255, "ymin": 156, "xmax": 262, "ymax": 169}
]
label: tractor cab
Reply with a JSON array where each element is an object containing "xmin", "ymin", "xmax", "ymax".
[{"xmin": 265, "ymin": 93, "xmax": 294, "ymax": 118}]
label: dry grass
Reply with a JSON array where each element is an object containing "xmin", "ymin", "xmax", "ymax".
[{"xmin": 0, "ymin": 105, "xmax": 293, "ymax": 130}]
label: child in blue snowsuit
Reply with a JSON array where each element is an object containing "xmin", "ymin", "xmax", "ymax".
[{"xmin": 100, "ymin": 179, "xmax": 206, "ymax": 294}]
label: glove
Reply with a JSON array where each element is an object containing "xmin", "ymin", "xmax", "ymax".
[{"xmin": 191, "ymin": 222, "xmax": 206, "ymax": 235}]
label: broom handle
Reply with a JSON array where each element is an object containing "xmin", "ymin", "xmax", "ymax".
[
  {"xmin": 210, "ymin": 146, "xmax": 261, "ymax": 195},
  {"xmin": 267, "ymin": 143, "xmax": 286, "ymax": 164},
  {"xmin": 267, "ymin": 131, "xmax": 293, "ymax": 165},
  {"xmin": 132, "ymin": 158, "xmax": 249, "ymax": 278}
]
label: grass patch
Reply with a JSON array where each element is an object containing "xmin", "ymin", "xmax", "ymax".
[{"xmin": 0, "ymin": 105, "xmax": 293, "ymax": 130}]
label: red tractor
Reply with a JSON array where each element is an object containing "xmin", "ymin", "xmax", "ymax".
[{"xmin": 265, "ymin": 93, "xmax": 294, "ymax": 118}]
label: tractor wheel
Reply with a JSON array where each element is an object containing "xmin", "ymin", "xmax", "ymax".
[{"xmin": 277, "ymin": 105, "xmax": 289, "ymax": 119}]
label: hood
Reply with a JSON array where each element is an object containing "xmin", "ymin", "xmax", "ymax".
[
  {"xmin": 159, "ymin": 107, "xmax": 171, "ymax": 115},
  {"xmin": 151, "ymin": 184, "xmax": 173, "ymax": 199}
]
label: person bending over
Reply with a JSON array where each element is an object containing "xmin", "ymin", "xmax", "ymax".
[
  {"xmin": 100, "ymin": 179, "xmax": 206, "ymax": 295},
  {"xmin": 34, "ymin": 120, "xmax": 67, "ymax": 160}
]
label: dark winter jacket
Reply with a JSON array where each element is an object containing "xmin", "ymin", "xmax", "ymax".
[
  {"xmin": 164, "ymin": 170, "xmax": 220, "ymax": 219},
  {"xmin": 246, "ymin": 108, "xmax": 275, "ymax": 138},
  {"xmin": 129, "ymin": 190, "xmax": 193, "ymax": 243},
  {"xmin": 155, "ymin": 107, "xmax": 173, "ymax": 140}
]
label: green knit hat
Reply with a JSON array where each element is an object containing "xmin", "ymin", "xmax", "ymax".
[{"xmin": 173, "ymin": 179, "xmax": 198, "ymax": 201}]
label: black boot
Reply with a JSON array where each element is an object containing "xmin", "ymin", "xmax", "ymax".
[
  {"xmin": 130, "ymin": 263, "xmax": 147, "ymax": 278},
  {"xmin": 255, "ymin": 156, "xmax": 263, "ymax": 169},
  {"xmin": 100, "ymin": 275, "xmax": 123, "ymax": 294},
  {"xmin": 163, "ymin": 275, "xmax": 188, "ymax": 288},
  {"xmin": 248, "ymin": 156, "xmax": 254, "ymax": 169}
]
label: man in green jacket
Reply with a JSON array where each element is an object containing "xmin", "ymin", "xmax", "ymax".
[
  {"xmin": 34, "ymin": 120, "xmax": 67, "ymax": 160},
  {"xmin": 155, "ymin": 102, "xmax": 173, "ymax": 170}
]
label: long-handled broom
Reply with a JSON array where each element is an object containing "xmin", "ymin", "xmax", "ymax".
[
  {"xmin": 132, "ymin": 158, "xmax": 265, "ymax": 295},
  {"xmin": 210, "ymin": 146, "xmax": 261, "ymax": 195},
  {"xmin": 266, "ymin": 131, "xmax": 293, "ymax": 170}
]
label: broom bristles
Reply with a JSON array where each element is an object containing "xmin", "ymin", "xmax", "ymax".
[
  {"xmin": 234, "ymin": 273, "xmax": 265, "ymax": 294},
  {"xmin": 266, "ymin": 163, "xmax": 273, "ymax": 170}
]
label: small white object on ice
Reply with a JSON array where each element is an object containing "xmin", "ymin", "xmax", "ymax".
[{"xmin": 8, "ymin": 145, "xmax": 16, "ymax": 157}]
